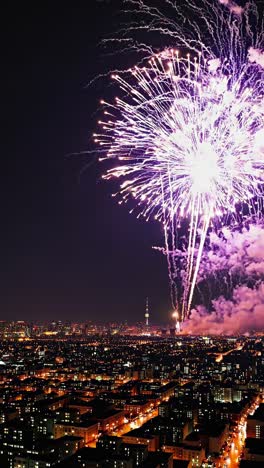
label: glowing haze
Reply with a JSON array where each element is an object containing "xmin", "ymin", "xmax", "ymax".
[
  {"xmin": 182, "ymin": 223, "xmax": 264, "ymax": 334},
  {"xmin": 95, "ymin": 0, "xmax": 264, "ymax": 326}
]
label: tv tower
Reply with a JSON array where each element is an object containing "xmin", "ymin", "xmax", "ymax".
[{"xmin": 145, "ymin": 297, "xmax": 149, "ymax": 326}]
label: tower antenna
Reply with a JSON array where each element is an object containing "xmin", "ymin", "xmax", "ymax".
[{"xmin": 145, "ymin": 297, "xmax": 149, "ymax": 326}]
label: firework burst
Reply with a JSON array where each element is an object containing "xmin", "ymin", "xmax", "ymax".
[{"xmin": 94, "ymin": 0, "xmax": 264, "ymax": 323}]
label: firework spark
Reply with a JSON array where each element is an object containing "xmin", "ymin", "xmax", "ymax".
[{"xmin": 95, "ymin": 0, "xmax": 264, "ymax": 322}]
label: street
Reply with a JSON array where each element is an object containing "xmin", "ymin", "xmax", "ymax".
[{"xmin": 215, "ymin": 399, "xmax": 259, "ymax": 468}]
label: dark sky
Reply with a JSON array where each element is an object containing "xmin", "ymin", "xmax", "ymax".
[{"xmin": 2, "ymin": 2, "xmax": 171, "ymax": 323}]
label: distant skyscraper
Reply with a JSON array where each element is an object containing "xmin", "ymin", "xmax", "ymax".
[{"xmin": 145, "ymin": 297, "xmax": 149, "ymax": 326}]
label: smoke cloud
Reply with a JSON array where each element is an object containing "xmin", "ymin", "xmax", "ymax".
[
  {"xmin": 218, "ymin": 0, "xmax": 245, "ymax": 15},
  {"xmin": 184, "ymin": 283, "xmax": 264, "ymax": 335},
  {"xmin": 248, "ymin": 47, "xmax": 264, "ymax": 69},
  {"xmin": 184, "ymin": 224, "xmax": 264, "ymax": 334},
  {"xmin": 198, "ymin": 224, "xmax": 264, "ymax": 281}
]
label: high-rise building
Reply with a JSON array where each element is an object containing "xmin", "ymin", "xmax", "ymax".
[{"xmin": 247, "ymin": 404, "xmax": 264, "ymax": 439}]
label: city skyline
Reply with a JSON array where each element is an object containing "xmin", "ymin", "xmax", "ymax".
[
  {"xmin": 0, "ymin": 331, "xmax": 263, "ymax": 467},
  {"xmin": 1, "ymin": 1, "xmax": 264, "ymax": 467},
  {"xmin": 2, "ymin": 0, "xmax": 264, "ymax": 330}
]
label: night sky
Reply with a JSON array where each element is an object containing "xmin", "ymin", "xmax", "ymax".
[{"xmin": 2, "ymin": 2, "xmax": 171, "ymax": 322}]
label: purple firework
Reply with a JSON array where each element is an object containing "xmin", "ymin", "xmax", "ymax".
[{"xmin": 95, "ymin": 0, "xmax": 264, "ymax": 323}]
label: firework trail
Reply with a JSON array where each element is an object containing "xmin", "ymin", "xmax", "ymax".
[{"xmin": 95, "ymin": 0, "xmax": 264, "ymax": 323}]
